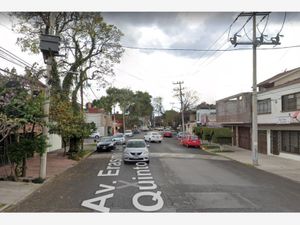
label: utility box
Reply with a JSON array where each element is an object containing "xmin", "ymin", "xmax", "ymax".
[{"xmin": 39, "ymin": 34, "xmax": 61, "ymax": 56}]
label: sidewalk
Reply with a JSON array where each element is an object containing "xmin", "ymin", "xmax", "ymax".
[
  {"xmin": 0, "ymin": 146, "xmax": 94, "ymax": 212},
  {"xmin": 207, "ymin": 144, "xmax": 300, "ymax": 183}
]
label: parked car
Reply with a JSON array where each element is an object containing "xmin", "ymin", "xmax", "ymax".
[
  {"xmin": 144, "ymin": 131, "xmax": 163, "ymax": 143},
  {"xmin": 181, "ymin": 135, "xmax": 201, "ymax": 148},
  {"xmin": 163, "ymin": 130, "xmax": 173, "ymax": 138},
  {"xmin": 124, "ymin": 129, "xmax": 134, "ymax": 137},
  {"xmin": 122, "ymin": 139, "xmax": 150, "ymax": 163},
  {"xmin": 133, "ymin": 129, "xmax": 140, "ymax": 134},
  {"xmin": 96, "ymin": 136, "xmax": 116, "ymax": 152},
  {"xmin": 90, "ymin": 131, "xmax": 100, "ymax": 139},
  {"xmin": 177, "ymin": 132, "xmax": 190, "ymax": 140},
  {"xmin": 112, "ymin": 133, "xmax": 126, "ymax": 145}
]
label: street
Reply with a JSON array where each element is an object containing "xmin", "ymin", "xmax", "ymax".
[{"xmin": 8, "ymin": 134, "xmax": 300, "ymax": 212}]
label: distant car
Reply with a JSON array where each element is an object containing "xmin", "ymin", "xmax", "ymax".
[
  {"xmin": 96, "ymin": 136, "xmax": 116, "ymax": 152},
  {"xmin": 133, "ymin": 129, "xmax": 140, "ymax": 134},
  {"xmin": 177, "ymin": 132, "xmax": 190, "ymax": 140},
  {"xmin": 112, "ymin": 133, "xmax": 126, "ymax": 145},
  {"xmin": 124, "ymin": 129, "xmax": 134, "ymax": 137},
  {"xmin": 90, "ymin": 131, "xmax": 100, "ymax": 139},
  {"xmin": 163, "ymin": 130, "xmax": 173, "ymax": 138},
  {"xmin": 123, "ymin": 139, "xmax": 150, "ymax": 163},
  {"xmin": 181, "ymin": 135, "xmax": 201, "ymax": 148},
  {"xmin": 144, "ymin": 131, "xmax": 163, "ymax": 143}
]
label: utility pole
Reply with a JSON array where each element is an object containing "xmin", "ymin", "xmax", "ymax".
[
  {"xmin": 40, "ymin": 13, "xmax": 55, "ymax": 179},
  {"xmin": 230, "ymin": 12, "xmax": 282, "ymax": 166},
  {"xmin": 173, "ymin": 81, "xmax": 185, "ymax": 132}
]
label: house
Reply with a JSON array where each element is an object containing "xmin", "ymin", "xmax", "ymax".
[
  {"xmin": 216, "ymin": 92, "xmax": 252, "ymax": 150},
  {"xmin": 257, "ymin": 67, "xmax": 300, "ymax": 160},
  {"xmin": 216, "ymin": 67, "xmax": 300, "ymax": 160},
  {"xmin": 185, "ymin": 109, "xmax": 197, "ymax": 134},
  {"xmin": 196, "ymin": 103, "xmax": 217, "ymax": 126},
  {"xmin": 85, "ymin": 102, "xmax": 113, "ymax": 136}
]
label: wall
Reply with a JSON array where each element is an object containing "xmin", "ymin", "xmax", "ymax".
[
  {"xmin": 257, "ymin": 82, "xmax": 300, "ymax": 124},
  {"xmin": 48, "ymin": 134, "xmax": 62, "ymax": 152},
  {"xmin": 216, "ymin": 93, "xmax": 252, "ymax": 123}
]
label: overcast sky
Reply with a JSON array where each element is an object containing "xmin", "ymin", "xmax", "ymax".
[{"xmin": 1, "ymin": 12, "xmax": 300, "ymax": 111}]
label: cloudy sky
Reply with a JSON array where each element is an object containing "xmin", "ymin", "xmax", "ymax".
[{"xmin": 1, "ymin": 12, "xmax": 300, "ymax": 111}]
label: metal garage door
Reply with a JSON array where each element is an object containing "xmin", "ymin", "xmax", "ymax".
[
  {"xmin": 258, "ymin": 130, "xmax": 267, "ymax": 154},
  {"xmin": 238, "ymin": 126, "xmax": 251, "ymax": 150}
]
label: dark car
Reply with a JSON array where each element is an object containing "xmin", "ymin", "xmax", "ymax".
[{"xmin": 96, "ymin": 136, "xmax": 116, "ymax": 152}]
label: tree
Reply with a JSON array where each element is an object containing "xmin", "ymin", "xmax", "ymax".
[
  {"xmin": 11, "ymin": 12, "xmax": 124, "ymax": 153},
  {"xmin": 163, "ymin": 110, "xmax": 180, "ymax": 129},
  {"xmin": 174, "ymin": 89, "xmax": 200, "ymax": 111},
  {"xmin": 0, "ymin": 70, "xmax": 47, "ymax": 178}
]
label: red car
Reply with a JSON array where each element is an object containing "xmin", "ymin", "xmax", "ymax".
[
  {"xmin": 181, "ymin": 135, "xmax": 201, "ymax": 148},
  {"xmin": 163, "ymin": 131, "xmax": 173, "ymax": 138}
]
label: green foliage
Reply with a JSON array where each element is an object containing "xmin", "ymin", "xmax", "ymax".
[
  {"xmin": 194, "ymin": 127, "xmax": 232, "ymax": 144},
  {"xmin": 49, "ymin": 95, "xmax": 96, "ymax": 140},
  {"xmin": 163, "ymin": 110, "xmax": 180, "ymax": 128},
  {"xmin": 7, "ymin": 135, "xmax": 48, "ymax": 177},
  {"xmin": 69, "ymin": 150, "xmax": 90, "ymax": 161}
]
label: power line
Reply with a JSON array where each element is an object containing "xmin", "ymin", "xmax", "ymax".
[{"xmin": 278, "ymin": 12, "xmax": 287, "ymax": 34}]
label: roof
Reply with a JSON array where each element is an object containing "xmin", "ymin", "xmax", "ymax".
[
  {"xmin": 257, "ymin": 67, "xmax": 300, "ymax": 87},
  {"xmin": 258, "ymin": 77, "xmax": 300, "ymax": 93}
]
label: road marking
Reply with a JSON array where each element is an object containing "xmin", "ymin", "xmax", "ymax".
[
  {"xmin": 132, "ymin": 162, "xmax": 164, "ymax": 212},
  {"xmin": 81, "ymin": 153, "xmax": 122, "ymax": 212}
]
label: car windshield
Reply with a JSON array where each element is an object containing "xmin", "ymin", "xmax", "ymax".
[
  {"xmin": 151, "ymin": 132, "xmax": 159, "ymax": 135},
  {"xmin": 125, "ymin": 130, "xmax": 132, "ymax": 133},
  {"xmin": 191, "ymin": 136, "xmax": 198, "ymax": 140},
  {"xmin": 126, "ymin": 141, "xmax": 146, "ymax": 148},
  {"xmin": 114, "ymin": 134, "xmax": 123, "ymax": 137},
  {"xmin": 101, "ymin": 137, "xmax": 112, "ymax": 142}
]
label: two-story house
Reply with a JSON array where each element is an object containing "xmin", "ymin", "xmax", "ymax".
[
  {"xmin": 216, "ymin": 67, "xmax": 300, "ymax": 160},
  {"xmin": 216, "ymin": 92, "xmax": 252, "ymax": 150},
  {"xmin": 85, "ymin": 102, "xmax": 113, "ymax": 136},
  {"xmin": 257, "ymin": 67, "xmax": 300, "ymax": 160}
]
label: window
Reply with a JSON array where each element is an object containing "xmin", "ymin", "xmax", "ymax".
[
  {"xmin": 282, "ymin": 92, "xmax": 300, "ymax": 112},
  {"xmin": 258, "ymin": 98, "xmax": 271, "ymax": 114}
]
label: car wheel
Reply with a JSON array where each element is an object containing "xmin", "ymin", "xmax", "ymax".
[
  {"xmin": 95, "ymin": 135, "xmax": 100, "ymax": 139},
  {"xmin": 159, "ymin": 141, "xmax": 161, "ymax": 143}
]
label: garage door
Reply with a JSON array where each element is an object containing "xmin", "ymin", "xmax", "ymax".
[
  {"xmin": 238, "ymin": 127, "xmax": 251, "ymax": 150},
  {"xmin": 258, "ymin": 130, "xmax": 267, "ymax": 154}
]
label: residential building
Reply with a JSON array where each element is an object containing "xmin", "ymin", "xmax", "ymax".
[
  {"xmin": 216, "ymin": 92, "xmax": 252, "ymax": 150},
  {"xmin": 85, "ymin": 102, "xmax": 113, "ymax": 136},
  {"xmin": 216, "ymin": 67, "xmax": 300, "ymax": 161},
  {"xmin": 196, "ymin": 103, "xmax": 217, "ymax": 126},
  {"xmin": 257, "ymin": 67, "xmax": 300, "ymax": 160}
]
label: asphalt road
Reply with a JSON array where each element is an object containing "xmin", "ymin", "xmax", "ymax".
[{"xmin": 8, "ymin": 133, "xmax": 300, "ymax": 212}]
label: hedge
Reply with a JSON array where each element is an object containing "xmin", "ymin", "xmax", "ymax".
[{"xmin": 193, "ymin": 127, "xmax": 232, "ymax": 144}]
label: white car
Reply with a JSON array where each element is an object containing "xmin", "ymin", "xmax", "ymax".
[
  {"xmin": 124, "ymin": 129, "xmax": 133, "ymax": 137},
  {"xmin": 123, "ymin": 139, "xmax": 150, "ymax": 163},
  {"xmin": 90, "ymin": 131, "xmax": 100, "ymax": 139},
  {"xmin": 112, "ymin": 133, "xmax": 126, "ymax": 145},
  {"xmin": 144, "ymin": 131, "xmax": 163, "ymax": 143}
]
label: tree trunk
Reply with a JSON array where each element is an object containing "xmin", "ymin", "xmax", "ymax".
[
  {"xmin": 21, "ymin": 156, "xmax": 27, "ymax": 177},
  {"xmin": 69, "ymin": 137, "xmax": 80, "ymax": 154},
  {"xmin": 62, "ymin": 139, "xmax": 67, "ymax": 156}
]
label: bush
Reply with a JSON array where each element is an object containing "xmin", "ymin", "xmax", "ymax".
[{"xmin": 194, "ymin": 127, "xmax": 232, "ymax": 144}]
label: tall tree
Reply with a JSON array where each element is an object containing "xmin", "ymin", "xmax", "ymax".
[{"xmin": 11, "ymin": 12, "xmax": 124, "ymax": 153}]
